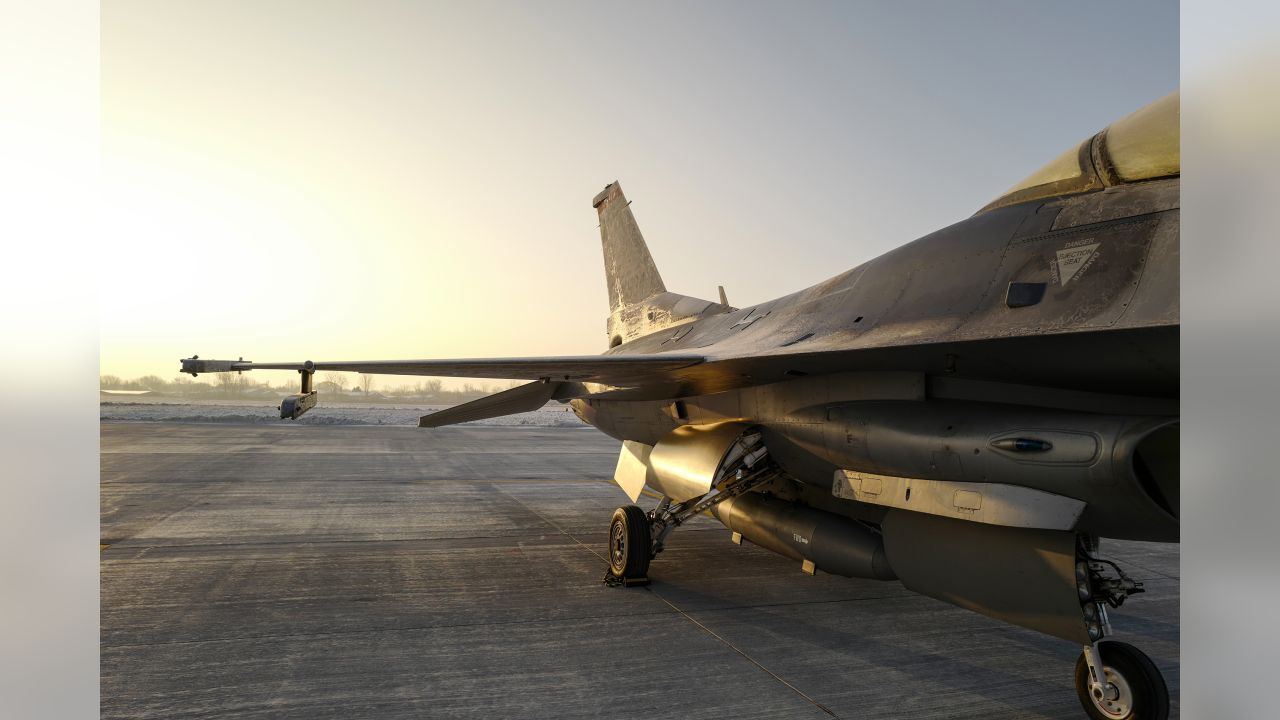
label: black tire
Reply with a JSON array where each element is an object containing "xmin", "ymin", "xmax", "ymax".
[
  {"xmin": 1074, "ymin": 641, "xmax": 1170, "ymax": 720},
  {"xmin": 607, "ymin": 505, "xmax": 651, "ymax": 579}
]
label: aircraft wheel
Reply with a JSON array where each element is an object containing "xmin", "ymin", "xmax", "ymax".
[
  {"xmin": 607, "ymin": 505, "xmax": 651, "ymax": 579},
  {"xmin": 1074, "ymin": 641, "xmax": 1169, "ymax": 720}
]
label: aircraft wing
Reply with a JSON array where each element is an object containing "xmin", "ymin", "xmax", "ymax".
[{"xmin": 179, "ymin": 354, "xmax": 704, "ymax": 385}]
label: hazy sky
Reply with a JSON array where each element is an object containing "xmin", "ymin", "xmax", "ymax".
[{"xmin": 101, "ymin": 1, "xmax": 1178, "ymax": 382}]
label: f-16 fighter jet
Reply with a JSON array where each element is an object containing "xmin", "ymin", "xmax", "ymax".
[{"xmin": 184, "ymin": 91, "xmax": 1179, "ymax": 719}]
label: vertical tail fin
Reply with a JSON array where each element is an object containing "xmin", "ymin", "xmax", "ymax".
[
  {"xmin": 593, "ymin": 182, "xmax": 665, "ymax": 313},
  {"xmin": 593, "ymin": 181, "xmax": 730, "ymax": 348}
]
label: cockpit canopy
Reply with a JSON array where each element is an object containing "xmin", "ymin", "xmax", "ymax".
[{"xmin": 978, "ymin": 91, "xmax": 1179, "ymax": 214}]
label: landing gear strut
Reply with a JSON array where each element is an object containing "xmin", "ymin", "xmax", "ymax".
[{"xmin": 1073, "ymin": 537, "xmax": 1169, "ymax": 719}]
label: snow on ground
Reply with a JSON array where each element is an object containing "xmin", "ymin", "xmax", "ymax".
[{"xmin": 100, "ymin": 401, "xmax": 589, "ymax": 427}]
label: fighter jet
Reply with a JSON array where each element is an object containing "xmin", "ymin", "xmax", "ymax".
[{"xmin": 183, "ymin": 91, "xmax": 1179, "ymax": 719}]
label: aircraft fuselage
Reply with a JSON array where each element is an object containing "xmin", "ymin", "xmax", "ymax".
[{"xmin": 572, "ymin": 177, "xmax": 1180, "ymax": 543}]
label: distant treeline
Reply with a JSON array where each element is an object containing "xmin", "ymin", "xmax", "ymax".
[{"xmin": 99, "ymin": 374, "xmax": 518, "ymax": 403}]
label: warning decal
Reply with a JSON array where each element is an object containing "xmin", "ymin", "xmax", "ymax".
[{"xmin": 1053, "ymin": 239, "xmax": 1100, "ymax": 285}]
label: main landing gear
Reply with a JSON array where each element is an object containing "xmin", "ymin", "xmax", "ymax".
[{"xmin": 603, "ymin": 434, "xmax": 777, "ymax": 587}]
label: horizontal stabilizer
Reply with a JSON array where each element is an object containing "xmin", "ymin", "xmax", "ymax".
[{"xmin": 418, "ymin": 380, "xmax": 563, "ymax": 428}]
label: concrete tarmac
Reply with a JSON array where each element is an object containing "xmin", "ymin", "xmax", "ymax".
[{"xmin": 102, "ymin": 423, "xmax": 1180, "ymax": 719}]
